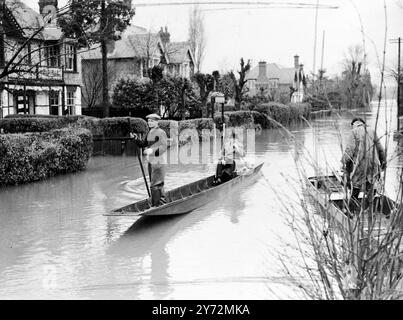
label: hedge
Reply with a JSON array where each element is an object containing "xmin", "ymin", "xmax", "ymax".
[
  {"xmin": 76, "ymin": 116, "xmax": 148, "ymax": 138},
  {"xmin": 5, "ymin": 114, "xmax": 63, "ymax": 119},
  {"xmin": 213, "ymin": 114, "xmax": 230, "ymax": 129},
  {"xmin": 158, "ymin": 120, "xmax": 178, "ymax": 139},
  {"xmin": 254, "ymin": 102, "xmax": 312, "ymax": 126},
  {"xmin": 0, "ymin": 117, "xmax": 69, "ymax": 133},
  {"xmin": 250, "ymin": 111, "xmax": 271, "ymax": 129},
  {"xmin": 192, "ymin": 118, "xmax": 215, "ymax": 141},
  {"xmin": 5, "ymin": 114, "xmax": 88, "ymax": 122},
  {"xmin": 225, "ymin": 111, "xmax": 255, "ymax": 129},
  {"xmin": 0, "ymin": 127, "xmax": 93, "ymax": 186},
  {"xmin": 157, "ymin": 118, "xmax": 216, "ymax": 146},
  {"xmin": 288, "ymin": 102, "xmax": 312, "ymax": 120}
]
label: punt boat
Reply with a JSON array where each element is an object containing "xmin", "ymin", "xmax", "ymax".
[
  {"xmin": 306, "ymin": 175, "xmax": 396, "ymax": 232},
  {"xmin": 106, "ymin": 163, "xmax": 264, "ymax": 217}
]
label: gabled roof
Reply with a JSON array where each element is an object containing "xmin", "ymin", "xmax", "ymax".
[
  {"xmin": 5, "ymin": 0, "xmax": 63, "ymax": 40},
  {"xmin": 166, "ymin": 42, "xmax": 194, "ymax": 65},
  {"xmin": 80, "ymin": 31, "xmax": 167, "ymax": 62},
  {"xmin": 2, "ymin": 3, "xmax": 24, "ymax": 37},
  {"xmin": 246, "ymin": 62, "xmax": 295, "ymax": 84}
]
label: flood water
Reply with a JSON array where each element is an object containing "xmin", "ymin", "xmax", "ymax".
[{"xmin": 0, "ymin": 101, "xmax": 401, "ymax": 299}]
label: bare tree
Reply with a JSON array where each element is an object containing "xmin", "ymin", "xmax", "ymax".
[
  {"xmin": 229, "ymin": 58, "xmax": 251, "ymax": 109},
  {"xmin": 188, "ymin": 4, "xmax": 206, "ymax": 72},
  {"xmin": 341, "ymin": 45, "xmax": 373, "ymax": 108},
  {"xmin": 81, "ymin": 59, "xmax": 116, "ymax": 108}
]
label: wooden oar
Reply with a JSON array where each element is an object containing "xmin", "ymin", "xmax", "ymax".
[{"xmin": 128, "ymin": 119, "xmax": 151, "ymax": 197}]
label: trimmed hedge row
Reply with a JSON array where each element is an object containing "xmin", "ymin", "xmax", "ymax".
[
  {"xmin": 5, "ymin": 114, "xmax": 87, "ymax": 122},
  {"xmin": 0, "ymin": 117, "xmax": 69, "ymax": 133},
  {"xmin": 157, "ymin": 118, "xmax": 216, "ymax": 146},
  {"xmin": 225, "ymin": 111, "xmax": 255, "ymax": 129},
  {"xmin": 250, "ymin": 111, "xmax": 271, "ymax": 129},
  {"xmin": 0, "ymin": 114, "xmax": 94, "ymax": 133},
  {"xmin": 158, "ymin": 120, "xmax": 179, "ymax": 139},
  {"xmin": 0, "ymin": 127, "xmax": 93, "ymax": 186},
  {"xmin": 0, "ymin": 115, "xmax": 149, "ymax": 139},
  {"xmin": 76, "ymin": 116, "xmax": 148, "ymax": 138},
  {"xmin": 254, "ymin": 102, "xmax": 312, "ymax": 127}
]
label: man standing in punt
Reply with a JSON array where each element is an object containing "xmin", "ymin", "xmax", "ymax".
[{"xmin": 130, "ymin": 113, "xmax": 168, "ymax": 207}]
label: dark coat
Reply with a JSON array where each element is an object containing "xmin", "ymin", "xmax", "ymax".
[
  {"xmin": 341, "ymin": 123, "xmax": 385, "ymax": 188},
  {"xmin": 135, "ymin": 127, "xmax": 167, "ymax": 187}
]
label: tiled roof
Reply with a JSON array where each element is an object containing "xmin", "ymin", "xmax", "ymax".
[
  {"xmin": 5, "ymin": 0, "xmax": 62, "ymax": 40},
  {"xmin": 246, "ymin": 62, "xmax": 296, "ymax": 84},
  {"xmin": 166, "ymin": 42, "xmax": 193, "ymax": 64},
  {"xmin": 80, "ymin": 31, "xmax": 164, "ymax": 61}
]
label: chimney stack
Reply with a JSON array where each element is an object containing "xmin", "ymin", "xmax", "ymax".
[
  {"xmin": 258, "ymin": 61, "xmax": 267, "ymax": 77},
  {"xmin": 257, "ymin": 61, "xmax": 269, "ymax": 84},
  {"xmin": 159, "ymin": 26, "xmax": 170, "ymax": 46},
  {"xmin": 294, "ymin": 55, "xmax": 299, "ymax": 69}
]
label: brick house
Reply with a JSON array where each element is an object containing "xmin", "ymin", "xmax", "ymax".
[
  {"xmin": 80, "ymin": 25, "xmax": 194, "ymax": 108},
  {"xmin": 245, "ymin": 55, "xmax": 306, "ymax": 103},
  {"xmin": 0, "ymin": 0, "xmax": 82, "ymax": 118}
]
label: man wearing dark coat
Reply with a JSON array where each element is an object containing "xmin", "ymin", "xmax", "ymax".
[
  {"xmin": 341, "ymin": 117, "xmax": 386, "ymax": 214},
  {"xmin": 130, "ymin": 113, "xmax": 168, "ymax": 207}
]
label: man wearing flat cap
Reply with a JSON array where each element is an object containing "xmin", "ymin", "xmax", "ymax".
[
  {"xmin": 341, "ymin": 117, "xmax": 386, "ymax": 214},
  {"xmin": 130, "ymin": 113, "xmax": 168, "ymax": 207}
]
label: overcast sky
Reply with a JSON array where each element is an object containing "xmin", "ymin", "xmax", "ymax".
[{"xmin": 23, "ymin": 0, "xmax": 403, "ymax": 88}]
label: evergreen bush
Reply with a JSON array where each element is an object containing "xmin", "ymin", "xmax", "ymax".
[{"xmin": 0, "ymin": 127, "xmax": 93, "ymax": 186}]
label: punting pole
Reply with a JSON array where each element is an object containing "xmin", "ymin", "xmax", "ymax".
[{"xmin": 128, "ymin": 118, "xmax": 151, "ymax": 197}]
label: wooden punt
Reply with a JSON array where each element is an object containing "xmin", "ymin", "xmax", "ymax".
[
  {"xmin": 306, "ymin": 175, "xmax": 396, "ymax": 232},
  {"xmin": 106, "ymin": 163, "xmax": 264, "ymax": 217}
]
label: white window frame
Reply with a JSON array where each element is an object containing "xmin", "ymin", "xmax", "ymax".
[
  {"xmin": 66, "ymin": 89, "xmax": 75, "ymax": 115},
  {"xmin": 49, "ymin": 90, "xmax": 59, "ymax": 115},
  {"xmin": 65, "ymin": 44, "xmax": 75, "ymax": 71}
]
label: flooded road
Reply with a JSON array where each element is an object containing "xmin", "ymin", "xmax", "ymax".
[{"xmin": 0, "ymin": 101, "xmax": 401, "ymax": 299}]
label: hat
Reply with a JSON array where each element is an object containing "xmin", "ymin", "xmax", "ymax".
[
  {"xmin": 146, "ymin": 113, "xmax": 161, "ymax": 120},
  {"xmin": 351, "ymin": 117, "xmax": 366, "ymax": 125}
]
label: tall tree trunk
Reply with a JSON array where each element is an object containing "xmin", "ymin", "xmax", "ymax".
[{"xmin": 100, "ymin": 0, "xmax": 109, "ymax": 117}]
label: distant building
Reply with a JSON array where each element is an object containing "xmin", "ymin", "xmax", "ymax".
[
  {"xmin": 158, "ymin": 27, "xmax": 195, "ymax": 79},
  {"xmin": 245, "ymin": 55, "xmax": 306, "ymax": 103},
  {"xmin": 80, "ymin": 25, "xmax": 194, "ymax": 108},
  {"xmin": 0, "ymin": 0, "xmax": 82, "ymax": 118}
]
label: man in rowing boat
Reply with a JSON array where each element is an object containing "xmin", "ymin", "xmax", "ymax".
[
  {"xmin": 213, "ymin": 134, "xmax": 252, "ymax": 185},
  {"xmin": 130, "ymin": 113, "xmax": 168, "ymax": 207},
  {"xmin": 341, "ymin": 117, "xmax": 386, "ymax": 214}
]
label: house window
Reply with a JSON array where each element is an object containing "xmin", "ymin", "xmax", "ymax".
[
  {"xmin": 66, "ymin": 89, "xmax": 75, "ymax": 115},
  {"xmin": 249, "ymin": 80, "xmax": 255, "ymax": 90},
  {"xmin": 46, "ymin": 44, "xmax": 60, "ymax": 67},
  {"xmin": 268, "ymin": 79, "xmax": 279, "ymax": 89},
  {"xmin": 183, "ymin": 63, "xmax": 188, "ymax": 77},
  {"xmin": 65, "ymin": 44, "xmax": 77, "ymax": 71},
  {"xmin": 49, "ymin": 90, "xmax": 59, "ymax": 115}
]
